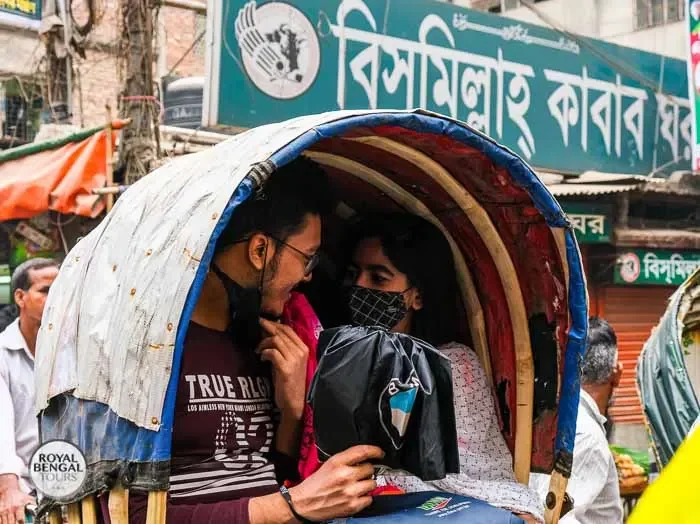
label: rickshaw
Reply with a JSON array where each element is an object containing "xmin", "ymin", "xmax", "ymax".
[
  {"xmin": 637, "ymin": 268, "xmax": 700, "ymax": 468},
  {"xmin": 33, "ymin": 109, "xmax": 588, "ymax": 523}
]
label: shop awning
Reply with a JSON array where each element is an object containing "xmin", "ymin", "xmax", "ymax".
[{"xmin": 0, "ymin": 121, "xmax": 126, "ymax": 220}]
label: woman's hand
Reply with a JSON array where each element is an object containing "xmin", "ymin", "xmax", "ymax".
[{"xmin": 514, "ymin": 512, "xmax": 540, "ymax": 523}]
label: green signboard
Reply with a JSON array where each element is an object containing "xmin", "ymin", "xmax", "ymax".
[
  {"xmin": 0, "ymin": 0, "xmax": 41, "ymax": 21},
  {"xmin": 205, "ymin": 0, "xmax": 691, "ymax": 175},
  {"xmin": 562, "ymin": 202, "xmax": 612, "ymax": 244},
  {"xmin": 0, "ymin": 264, "xmax": 9, "ymax": 305},
  {"xmin": 615, "ymin": 249, "xmax": 700, "ymax": 286}
]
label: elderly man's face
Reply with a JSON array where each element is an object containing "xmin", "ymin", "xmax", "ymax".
[{"xmin": 15, "ymin": 266, "xmax": 59, "ymax": 324}]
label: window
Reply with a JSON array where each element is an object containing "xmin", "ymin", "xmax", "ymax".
[
  {"xmin": 0, "ymin": 79, "xmax": 42, "ymax": 147},
  {"xmin": 487, "ymin": 0, "xmax": 548, "ymax": 14},
  {"xmin": 636, "ymin": 0, "xmax": 685, "ymax": 29}
]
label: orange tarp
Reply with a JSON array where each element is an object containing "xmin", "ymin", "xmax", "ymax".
[{"xmin": 0, "ymin": 126, "xmax": 118, "ymax": 220}]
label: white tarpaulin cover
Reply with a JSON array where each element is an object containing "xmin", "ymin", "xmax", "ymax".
[{"xmin": 34, "ymin": 110, "xmax": 384, "ymax": 429}]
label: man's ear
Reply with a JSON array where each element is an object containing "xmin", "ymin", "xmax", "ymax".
[
  {"xmin": 612, "ymin": 361, "xmax": 624, "ymax": 388},
  {"xmin": 247, "ymin": 233, "xmax": 270, "ymax": 271},
  {"xmin": 14, "ymin": 289, "xmax": 25, "ymax": 309}
]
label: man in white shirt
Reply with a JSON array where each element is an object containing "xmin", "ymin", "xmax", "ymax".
[
  {"xmin": 0, "ymin": 258, "xmax": 59, "ymax": 524},
  {"xmin": 530, "ymin": 316, "xmax": 624, "ymax": 524}
]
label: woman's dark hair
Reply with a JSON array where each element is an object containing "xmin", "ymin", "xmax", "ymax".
[
  {"xmin": 348, "ymin": 213, "xmax": 458, "ymax": 346},
  {"xmin": 215, "ymin": 156, "xmax": 334, "ymax": 253}
]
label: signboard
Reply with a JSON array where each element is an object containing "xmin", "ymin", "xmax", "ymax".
[
  {"xmin": 0, "ymin": 264, "xmax": 9, "ymax": 305},
  {"xmin": 615, "ymin": 249, "xmax": 700, "ymax": 286},
  {"xmin": 688, "ymin": 0, "xmax": 700, "ymax": 171},
  {"xmin": 205, "ymin": 0, "xmax": 691, "ymax": 175},
  {"xmin": 563, "ymin": 202, "xmax": 612, "ymax": 244},
  {"xmin": 0, "ymin": 0, "xmax": 41, "ymax": 29}
]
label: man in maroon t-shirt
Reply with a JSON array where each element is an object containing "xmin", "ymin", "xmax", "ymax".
[{"xmin": 130, "ymin": 157, "xmax": 383, "ymax": 524}]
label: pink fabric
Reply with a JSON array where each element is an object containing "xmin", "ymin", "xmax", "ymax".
[{"xmin": 281, "ymin": 292, "xmax": 323, "ymax": 480}]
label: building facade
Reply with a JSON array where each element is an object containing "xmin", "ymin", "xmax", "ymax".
[
  {"xmin": 463, "ymin": 0, "xmax": 686, "ymax": 59},
  {"xmin": 0, "ymin": 0, "xmax": 207, "ymax": 145}
]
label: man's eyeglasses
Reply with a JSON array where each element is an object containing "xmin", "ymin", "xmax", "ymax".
[{"xmin": 267, "ymin": 234, "xmax": 320, "ymax": 276}]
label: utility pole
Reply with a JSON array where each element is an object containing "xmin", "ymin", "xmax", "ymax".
[
  {"xmin": 42, "ymin": 0, "xmax": 73, "ymax": 123},
  {"xmin": 118, "ymin": 0, "xmax": 159, "ymax": 184}
]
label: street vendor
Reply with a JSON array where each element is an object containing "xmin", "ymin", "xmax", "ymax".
[{"xmin": 129, "ymin": 157, "xmax": 384, "ymax": 523}]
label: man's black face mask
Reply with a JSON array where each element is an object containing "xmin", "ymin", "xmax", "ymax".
[{"xmin": 210, "ymin": 263, "xmax": 264, "ymax": 349}]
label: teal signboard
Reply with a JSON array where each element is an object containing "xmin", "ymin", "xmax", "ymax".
[
  {"xmin": 615, "ymin": 249, "xmax": 700, "ymax": 286},
  {"xmin": 562, "ymin": 202, "xmax": 612, "ymax": 244},
  {"xmin": 204, "ymin": 0, "xmax": 692, "ymax": 175}
]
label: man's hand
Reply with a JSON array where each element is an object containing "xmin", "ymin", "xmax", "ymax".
[
  {"xmin": 0, "ymin": 474, "xmax": 34, "ymax": 524},
  {"xmin": 258, "ymin": 319, "xmax": 308, "ymax": 420},
  {"xmin": 288, "ymin": 445, "xmax": 384, "ymax": 521}
]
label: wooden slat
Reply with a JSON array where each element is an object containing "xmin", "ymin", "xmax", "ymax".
[
  {"xmin": 109, "ymin": 484, "xmax": 130, "ymax": 523},
  {"xmin": 543, "ymin": 471, "xmax": 568, "ymax": 524},
  {"xmin": 67, "ymin": 503, "xmax": 82, "ymax": 524},
  {"xmin": 81, "ymin": 496, "xmax": 97, "ymax": 524},
  {"xmin": 146, "ymin": 491, "xmax": 167, "ymax": 524},
  {"xmin": 48, "ymin": 508, "xmax": 62, "ymax": 524}
]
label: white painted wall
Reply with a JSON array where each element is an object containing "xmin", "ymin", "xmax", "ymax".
[{"xmin": 452, "ymin": 0, "xmax": 687, "ymax": 60}]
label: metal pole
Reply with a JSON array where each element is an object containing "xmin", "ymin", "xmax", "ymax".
[
  {"xmin": 105, "ymin": 103, "xmax": 114, "ymax": 212},
  {"xmin": 58, "ymin": 0, "xmax": 73, "ymax": 119}
]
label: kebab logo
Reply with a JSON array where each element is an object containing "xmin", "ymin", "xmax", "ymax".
[
  {"xmin": 618, "ymin": 252, "xmax": 641, "ymax": 283},
  {"xmin": 235, "ymin": 1, "xmax": 320, "ymax": 99}
]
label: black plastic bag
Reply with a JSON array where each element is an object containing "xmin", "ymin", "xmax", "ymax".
[{"xmin": 308, "ymin": 326, "xmax": 459, "ymax": 481}]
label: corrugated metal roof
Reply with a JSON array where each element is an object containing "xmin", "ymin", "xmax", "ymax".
[
  {"xmin": 547, "ymin": 183, "xmax": 643, "ymax": 196},
  {"xmin": 572, "ymin": 171, "xmax": 660, "ymax": 184}
]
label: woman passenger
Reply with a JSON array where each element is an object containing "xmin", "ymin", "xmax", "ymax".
[{"xmin": 341, "ymin": 213, "xmax": 543, "ymax": 522}]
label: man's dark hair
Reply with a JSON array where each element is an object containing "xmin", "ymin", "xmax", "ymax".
[
  {"xmin": 11, "ymin": 258, "xmax": 59, "ymax": 298},
  {"xmin": 347, "ymin": 213, "xmax": 458, "ymax": 346},
  {"xmin": 215, "ymin": 156, "xmax": 334, "ymax": 253},
  {"xmin": 581, "ymin": 316, "xmax": 618, "ymax": 385}
]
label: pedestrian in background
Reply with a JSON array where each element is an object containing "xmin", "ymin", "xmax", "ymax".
[{"xmin": 0, "ymin": 258, "xmax": 59, "ymax": 524}]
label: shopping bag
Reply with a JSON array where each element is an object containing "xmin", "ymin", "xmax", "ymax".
[{"xmin": 308, "ymin": 326, "xmax": 459, "ymax": 480}]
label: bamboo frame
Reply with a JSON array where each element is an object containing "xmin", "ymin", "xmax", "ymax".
[
  {"xmin": 48, "ymin": 509, "xmax": 62, "ymax": 524},
  {"xmin": 343, "ymin": 136, "xmax": 534, "ymax": 483},
  {"xmin": 304, "ymin": 150, "xmax": 490, "ymax": 385},
  {"xmin": 108, "ymin": 484, "xmax": 130, "ymax": 523},
  {"xmin": 543, "ymin": 470, "xmax": 568, "ymax": 524},
  {"xmin": 66, "ymin": 503, "xmax": 82, "ymax": 524},
  {"xmin": 552, "ymin": 229, "xmax": 570, "ymax": 296},
  {"xmin": 81, "ymin": 496, "xmax": 97, "ymax": 524},
  {"xmin": 146, "ymin": 490, "xmax": 167, "ymax": 524}
]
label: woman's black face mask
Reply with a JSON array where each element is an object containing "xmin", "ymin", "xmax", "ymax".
[{"xmin": 346, "ymin": 285, "xmax": 409, "ymax": 331}]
